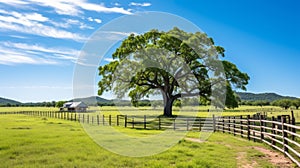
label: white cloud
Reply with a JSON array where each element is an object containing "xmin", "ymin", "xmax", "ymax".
[
  {"xmin": 0, "ymin": 0, "xmax": 28, "ymax": 5},
  {"xmin": 0, "ymin": 42, "xmax": 80, "ymax": 65},
  {"xmin": 88, "ymin": 31, "xmax": 138, "ymax": 41},
  {"xmin": 87, "ymin": 17, "xmax": 93, "ymax": 22},
  {"xmin": 0, "ymin": 21, "xmax": 86, "ymax": 41},
  {"xmin": 79, "ymin": 22, "xmax": 94, "ymax": 30},
  {"xmin": 87, "ymin": 17, "xmax": 102, "ymax": 24},
  {"xmin": 94, "ymin": 18, "xmax": 102, "ymax": 23},
  {"xmin": 9, "ymin": 35, "xmax": 27, "ymax": 39},
  {"xmin": 2, "ymin": 0, "xmax": 132, "ymax": 16},
  {"xmin": 129, "ymin": 2, "xmax": 151, "ymax": 7},
  {"xmin": 0, "ymin": 10, "xmax": 86, "ymax": 41},
  {"xmin": 0, "ymin": 47, "xmax": 58, "ymax": 65},
  {"xmin": 3, "ymin": 42, "xmax": 79, "ymax": 60},
  {"xmin": 25, "ymin": 13, "xmax": 48, "ymax": 22},
  {"xmin": 50, "ymin": 18, "xmax": 93, "ymax": 30}
]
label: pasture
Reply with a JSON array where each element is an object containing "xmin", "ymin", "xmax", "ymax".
[{"xmin": 0, "ymin": 106, "xmax": 297, "ymax": 167}]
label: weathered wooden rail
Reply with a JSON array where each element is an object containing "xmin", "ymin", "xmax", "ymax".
[
  {"xmin": 215, "ymin": 113, "xmax": 299, "ymax": 167},
  {"xmin": 1, "ymin": 111, "xmax": 299, "ymax": 166}
]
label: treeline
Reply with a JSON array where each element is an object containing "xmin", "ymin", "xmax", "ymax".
[
  {"xmin": 0, "ymin": 100, "xmax": 153, "ymax": 107},
  {"xmin": 240, "ymin": 98, "xmax": 300, "ymax": 109},
  {"xmin": 0, "ymin": 101, "xmax": 57, "ymax": 107},
  {"xmin": 2, "ymin": 98, "xmax": 300, "ymax": 110}
]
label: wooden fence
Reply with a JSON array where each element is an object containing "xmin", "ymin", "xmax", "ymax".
[
  {"xmin": 215, "ymin": 113, "xmax": 300, "ymax": 167},
  {"xmin": 1, "ymin": 111, "xmax": 300, "ymax": 166}
]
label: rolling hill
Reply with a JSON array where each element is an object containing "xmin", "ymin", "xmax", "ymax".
[
  {"xmin": 237, "ymin": 92, "xmax": 298, "ymax": 102},
  {"xmin": 0, "ymin": 97, "xmax": 21, "ymax": 106}
]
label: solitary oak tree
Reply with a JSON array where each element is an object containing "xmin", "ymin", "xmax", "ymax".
[{"xmin": 98, "ymin": 28, "xmax": 249, "ymax": 116}]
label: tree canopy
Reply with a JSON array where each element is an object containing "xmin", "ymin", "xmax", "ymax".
[{"xmin": 98, "ymin": 27, "xmax": 249, "ymax": 116}]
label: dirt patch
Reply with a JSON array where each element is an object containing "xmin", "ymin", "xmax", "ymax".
[
  {"xmin": 237, "ymin": 152, "xmax": 257, "ymax": 168},
  {"xmin": 252, "ymin": 146, "xmax": 293, "ymax": 167},
  {"xmin": 185, "ymin": 138, "xmax": 205, "ymax": 143},
  {"xmin": 184, "ymin": 137, "xmax": 293, "ymax": 167}
]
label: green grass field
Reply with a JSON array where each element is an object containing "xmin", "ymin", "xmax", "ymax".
[{"xmin": 0, "ymin": 112, "xmax": 295, "ymax": 167}]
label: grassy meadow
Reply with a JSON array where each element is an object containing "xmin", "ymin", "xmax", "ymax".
[{"xmin": 0, "ymin": 113, "xmax": 294, "ymax": 167}]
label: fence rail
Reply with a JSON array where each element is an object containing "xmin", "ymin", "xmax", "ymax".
[{"xmin": 1, "ymin": 111, "xmax": 299, "ymax": 167}]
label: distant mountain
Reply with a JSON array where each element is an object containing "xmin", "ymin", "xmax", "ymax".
[
  {"xmin": 237, "ymin": 92, "xmax": 298, "ymax": 102},
  {"xmin": 0, "ymin": 97, "xmax": 21, "ymax": 106}
]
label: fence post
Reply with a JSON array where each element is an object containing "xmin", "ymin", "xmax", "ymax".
[
  {"xmin": 144, "ymin": 115, "xmax": 146, "ymax": 129},
  {"xmin": 102, "ymin": 115, "xmax": 105, "ymax": 125},
  {"xmin": 199, "ymin": 118, "xmax": 201, "ymax": 131},
  {"xmin": 240, "ymin": 116, "xmax": 243, "ymax": 137},
  {"xmin": 125, "ymin": 115, "xmax": 127, "ymax": 128},
  {"xmin": 233, "ymin": 116, "xmax": 236, "ymax": 136},
  {"xmin": 117, "ymin": 115, "xmax": 119, "ymax": 126},
  {"xmin": 282, "ymin": 116, "xmax": 288, "ymax": 152},
  {"xmin": 158, "ymin": 116, "xmax": 161, "ymax": 130},
  {"xmin": 173, "ymin": 118, "xmax": 176, "ymax": 130},
  {"xmin": 82, "ymin": 114, "xmax": 85, "ymax": 123},
  {"xmin": 74, "ymin": 113, "xmax": 77, "ymax": 122},
  {"xmin": 212, "ymin": 115, "xmax": 216, "ymax": 132},
  {"xmin": 92, "ymin": 116, "xmax": 94, "ymax": 125},
  {"xmin": 222, "ymin": 117, "xmax": 225, "ymax": 133},
  {"xmin": 228, "ymin": 116, "xmax": 231, "ymax": 134},
  {"xmin": 271, "ymin": 116, "xmax": 276, "ymax": 146},
  {"xmin": 247, "ymin": 115, "xmax": 250, "ymax": 140},
  {"xmin": 291, "ymin": 110, "xmax": 296, "ymax": 140},
  {"xmin": 132, "ymin": 117, "xmax": 134, "ymax": 128},
  {"xmin": 260, "ymin": 115, "xmax": 264, "ymax": 141},
  {"xmin": 109, "ymin": 115, "xmax": 111, "ymax": 126},
  {"xmin": 186, "ymin": 118, "xmax": 189, "ymax": 131},
  {"xmin": 87, "ymin": 115, "xmax": 89, "ymax": 124},
  {"xmin": 97, "ymin": 115, "xmax": 100, "ymax": 125}
]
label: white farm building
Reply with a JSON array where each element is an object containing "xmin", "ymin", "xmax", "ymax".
[{"xmin": 61, "ymin": 102, "xmax": 88, "ymax": 112}]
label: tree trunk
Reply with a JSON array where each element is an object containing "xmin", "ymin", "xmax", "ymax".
[{"xmin": 163, "ymin": 98, "xmax": 175, "ymax": 117}]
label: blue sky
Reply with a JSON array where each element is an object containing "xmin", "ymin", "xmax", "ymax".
[{"xmin": 0, "ymin": 0, "xmax": 299, "ymax": 102}]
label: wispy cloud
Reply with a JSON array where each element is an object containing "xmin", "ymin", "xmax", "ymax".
[
  {"xmin": 87, "ymin": 17, "xmax": 102, "ymax": 24},
  {"xmin": 0, "ymin": 0, "xmax": 132, "ymax": 16},
  {"xmin": 0, "ymin": 0, "xmax": 28, "ymax": 5},
  {"xmin": 0, "ymin": 41, "xmax": 80, "ymax": 65},
  {"xmin": 9, "ymin": 35, "xmax": 27, "ymax": 39},
  {"xmin": 0, "ymin": 85, "xmax": 72, "ymax": 89},
  {"xmin": 0, "ymin": 10, "xmax": 86, "ymax": 41},
  {"xmin": 0, "ymin": 47, "xmax": 58, "ymax": 65},
  {"xmin": 89, "ymin": 31, "xmax": 138, "ymax": 41},
  {"xmin": 129, "ymin": 2, "xmax": 151, "ymax": 7}
]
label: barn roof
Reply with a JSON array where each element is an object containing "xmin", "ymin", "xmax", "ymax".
[{"xmin": 63, "ymin": 101, "xmax": 88, "ymax": 108}]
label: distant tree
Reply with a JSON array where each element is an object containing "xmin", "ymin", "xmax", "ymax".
[
  {"xmin": 98, "ymin": 28, "xmax": 249, "ymax": 116},
  {"xmin": 292, "ymin": 99, "xmax": 300, "ymax": 109},
  {"xmin": 55, "ymin": 101, "xmax": 66, "ymax": 108},
  {"xmin": 253, "ymin": 100, "xmax": 270, "ymax": 107},
  {"xmin": 51, "ymin": 101, "xmax": 56, "ymax": 107},
  {"xmin": 272, "ymin": 99, "xmax": 292, "ymax": 110}
]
